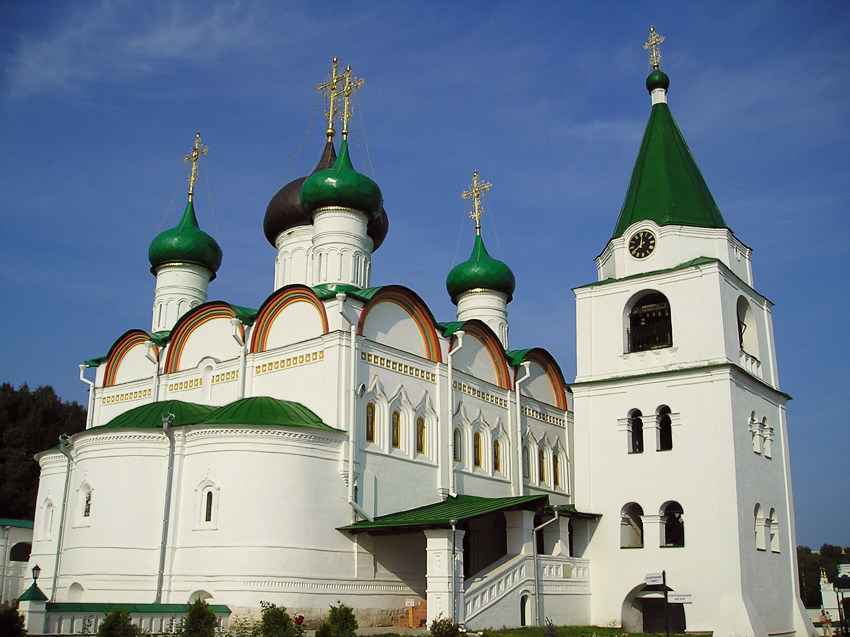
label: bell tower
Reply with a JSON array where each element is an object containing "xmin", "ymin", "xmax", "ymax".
[{"xmin": 571, "ymin": 28, "xmax": 812, "ymax": 637}]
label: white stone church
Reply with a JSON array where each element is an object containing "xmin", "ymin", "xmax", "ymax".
[{"xmin": 18, "ymin": 36, "xmax": 814, "ymax": 637}]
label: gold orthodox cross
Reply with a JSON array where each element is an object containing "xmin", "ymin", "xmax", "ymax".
[
  {"xmin": 643, "ymin": 25, "xmax": 665, "ymax": 70},
  {"xmin": 462, "ymin": 171, "xmax": 492, "ymax": 235},
  {"xmin": 184, "ymin": 132, "xmax": 208, "ymax": 202},
  {"xmin": 341, "ymin": 65, "xmax": 364, "ymax": 141},
  {"xmin": 317, "ymin": 56, "xmax": 343, "ymax": 140}
]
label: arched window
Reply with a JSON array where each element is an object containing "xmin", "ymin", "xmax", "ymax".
[
  {"xmin": 553, "ymin": 454, "xmax": 561, "ymax": 488},
  {"xmin": 9, "ymin": 542, "xmax": 31, "ymax": 562},
  {"xmin": 416, "ymin": 417, "xmax": 425, "ymax": 454},
  {"xmin": 628, "ymin": 292, "xmax": 672, "ymax": 352},
  {"xmin": 769, "ymin": 508, "xmax": 780, "ymax": 552},
  {"xmin": 737, "ymin": 296, "xmax": 760, "ymax": 358},
  {"xmin": 493, "ymin": 439, "xmax": 502, "ymax": 473},
  {"xmin": 754, "ymin": 503, "xmax": 766, "ymax": 550},
  {"xmin": 365, "ymin": 403, "xmax": 375, "ymax": 443},
  {"xmin": 620, "ymin": 503, "xmax": 644, "ymax": 548},
  {"xmin": 538, "ymin": 449, "xmax": 546, "ymax": 483},
  {"xmin": 657, "ymin": 405, "xmax": 672, "ymax": 451},
  {"xmin": 522, "ymin": 446, "xmax": 529, "ymax": 478},
  {"xmin": 391, "ymin": 410, "xmax": 400, "ymax": 448},
  {"xmin": 453, "ymin": 428, "xmax": 462, "ymax": 462},
  {"xmin": 204, "ymin": 491, "xmax": 214, "ymax": 522},
  {"xmin": 473, "ymin": 432, "xmax": 482, "ymax": 467},
  {"xmin": 83, "ymin": 491, "xmax": 92, "ymax": 517},
  {"xmin": 661, "ymin": 501, "xmax": 684, "ymax": 547},
  {"xmin": 628, "ymin": 409, "xmax": 644, "ymax": 453},
  {"xmin": 42, "ymin": 500, "xmax": 55, "ymax": 539}
]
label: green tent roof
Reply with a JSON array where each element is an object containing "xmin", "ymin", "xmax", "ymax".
[
  {"xmin": 18, "ymin": 583, "xmax": 47, "ymax": 602},
  {"xmin": 339, "ymin": 494, "xmax": 555, "ymax": 532},
  {"xmin": 612, "ymin": 76, "xmax": 726, "ymax": 238}
]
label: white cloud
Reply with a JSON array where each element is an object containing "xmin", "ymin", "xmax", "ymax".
[{"xmin": 3, "ymin": 1, "xmax": 268, "ymax": 100}]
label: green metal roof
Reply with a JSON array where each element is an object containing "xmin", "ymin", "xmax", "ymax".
[
  {"xmin": 575, "ymin": 256, "xmax": 720, "ymax": 289},
  {"xmin": 84, "ymin": 355, "xmax": 108, "ymax": 368},
  {"xmin": 446, "ymin": 234, "xmax": 515, "ymax": 303},
  {"xmin": 229, "ymin": 304, "xmax": 258, "ymax": 325},
  {"xmin": 339, "ymin": 494, "xmax": 553, "ymax": 532},
  {"xmin": 301, "ymin": 139, "xmax": 383, "ymax": 220},
  {"xmin": 18, "ymin": 583, "xmax": 47, "ymax": 602},
  {"xmin": 612, "ymin": 80, "xmax": 727, "ymax": 238},
  {"xmin": 313, "ymin": 283, "xmax": 381, "ymax": 302},
  {"xmin": 200, "ymin": 396, "xmax": 342, "ymax": 431},
  {"xmin": 90, "ymin": 398, "xmax": 341, "ymax": 433},
  {"xmin": 0, "ymin": 518, "xmax": 34, "ymax": 528},
  {"xmin": 148, "ymin": 200, "xmax": 223, "ymax": 276},
  {"xmin": 45, "ymin": 602, "xmax": 230, "ymax": 614},
  {"xmin": 94, "ymin": 400, "xmax": 217, "ymax": 430}
]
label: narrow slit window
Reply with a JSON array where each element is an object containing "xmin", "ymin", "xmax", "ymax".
[
  {"xmin": 416, "ymin": 417, "xmax": 425, "ymax": 454},
  {"xmin": 391, "ymin": 411, "xmax": 400, "ymax": 449},
  {"xmin": 366, "ymin": 403, "xmax": 375, "ymax": 443}
]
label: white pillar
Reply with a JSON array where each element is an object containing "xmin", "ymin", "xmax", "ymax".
[
  {"xmin": 311, "ymin": 208, "xmax": 372, "ymax": 288},
  {"xmin": 425, "ymin": 528, "xmax": 466, "ymax": 624},
  {"xmin": 274, "ymin": 226, "xmax": 314, "ymax": 289},
  {"xmin": 505, "ymin": 510, "xmax": 535, "ymax": 556}
]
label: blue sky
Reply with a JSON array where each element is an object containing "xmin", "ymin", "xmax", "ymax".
[{"xmin": 1, "ymin": 1, "xmax": 847, "ymax": 548}]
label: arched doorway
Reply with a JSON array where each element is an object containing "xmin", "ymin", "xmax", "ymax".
[{"xmin": 622, "ymin": 583, "xmax": 686, "ymax": 633}]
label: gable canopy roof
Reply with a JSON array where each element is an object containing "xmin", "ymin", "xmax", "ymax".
[
  {"xmin": 612, "ymin": 72, "xmax": 727, "ymax": 238},
  {"xmin": 339, "ymin": 494, "xmax": 557, "ymax": 533}
]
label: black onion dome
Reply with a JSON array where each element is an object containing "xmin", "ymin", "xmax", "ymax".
[
  {"xmin": 367, "ymin": 207, "xmax": 389, "ymax": 252},
  {"xmin": 263, "ymin": 141, "xmax": 337, "ymax": 246}
]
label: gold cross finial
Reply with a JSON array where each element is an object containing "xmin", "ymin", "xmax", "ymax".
[
  {"xmin": 341, "ymin": 65, "xmax": 364, "ymax": 141},
  {"xmin": 644, "ymin": 25, "xmax": 665, "ymax": 70},
  {"xmin": 184, "ymin": 132, "xmax": 208, "ymax": 202},
  {"xmin": 461, "ymin": 171, "xmax": 492, "ymax": 236},
  {"xmin": 317, "ymin": 56, "xmax": 343, "ymax": 141}
]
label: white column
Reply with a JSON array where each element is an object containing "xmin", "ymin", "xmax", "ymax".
[
  {"xmin": 311, "ymin": 208, "xmax": 372, "ymax": 288},
  {"xmin": 274, "ymin": 226, "xmax": 314, "ymax": 289},
  {"xmin": 455, "ymin": 290, "xmax": 510, "ymax": 348},
  {"xmin": 425, "ymin": 528, "xmax": 466, "ymax": 624},
  {"xmin": 505, "ymin": 510, "xmax": 535, "ymax": 556}
]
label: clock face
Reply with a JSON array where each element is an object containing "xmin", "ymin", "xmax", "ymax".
[{"xmin": 628, "ymin": 230, "xmax": 656, "ymax": 259}]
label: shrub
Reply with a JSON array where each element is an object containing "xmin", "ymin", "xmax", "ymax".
[
  {"xmin": 0, "ymin": 605, "xmax": 27, "ymax": 637},
  {"xmin": 316, "ymin": 601, "xmax": 357, "ymax": 637},
  {"xmin": 543, "ymin": 618, "xmax": 559, "ymax": 637},
  {"xmin": 429, "ymin": 614, "xmax": 460, "ymax": 637},
  {"xmin": 183, "ymin": 599, "xmax": 218, "ymax": 637},
  {"xmin": 258, "ymin": 601, "xmax": 303, "ymax": 637},
  {"xmin": 97, "ymin": 608, "xmax": 141, "ymax": 637}
]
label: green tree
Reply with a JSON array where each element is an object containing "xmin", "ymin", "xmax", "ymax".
[
  {"xmin": 258, "ymin": 601, "xmax": 301, "ymax": 637},
  {"xmin": 182, "ymin": 599, "xmax": 217, "ymax": 637},
  {"xmin": 0, "ymin": 605, "xmax": 27, "ymax": 636},
  {"xmin": 97, "ymin": 608, "xmax": 141, "ymax": 637},
  {"xmin": 0, "ymin": 382, "xmax": 86, "ymax": 519},
  {"xmin": 797, "ymin": 544, "xmax": 850, "ymax": 608}
]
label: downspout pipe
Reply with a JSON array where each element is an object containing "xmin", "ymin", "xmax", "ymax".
[
  {"xmin": 533, "ymin": 506, "xmax": 560, "ymax": 626},
  {"xmin": 78, "ymin": 365, "xmax": 95, "ymax": 429},
  {"xmin": 337, "ymin": 294, "xmax": 372, "ymax": 521},
  {"xmin": 0, "ymin": 524, "xmax": 10, "ymax": 604},
  {"xmin": 144, "ymin": 342, "xmax": 160, "ymax": 402},
  {"xmin": 154, "ymin": 412, "xmax": 175, "ymax": 604},
  {"xmin": 230, "ymin": 319, "xmax": 247, "ymax": 399},
  {"xmin": 51, "ymin": 434, "xmax": 73, "ymax": 601},
  {"xmin": 514, "ymin": 362, "xmax": 531, "ymax": 496},
  {"xmin": 450, "ymin": 519, "xmax": 458, "ymax": 622},
  {"xmin": 446, "ymin": 332, "xmax": 464, "ymax": 498}
]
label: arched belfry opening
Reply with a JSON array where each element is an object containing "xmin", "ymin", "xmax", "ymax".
[{"xmin": 627, "ymin": 292, "xmax": 672, "ymax": 352}]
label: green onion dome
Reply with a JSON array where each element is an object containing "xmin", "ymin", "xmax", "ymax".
[
  {"xmin": 646, "ymin": 68, "xmax": 670, "ymax": 92},
  {"xmin": 300, "ymin": 139, "xmax": 383, "ymax": 220},
  {"xmin": 148, "ymin": 200, "xmax": 222, "ymax": 278},
  {"xmin": 263, "ymin": 141, "xmax": 337, "ymax": 246},
  {"xmin": 446, "ymin": 234, "xmax": 516, "ymax": 303}
]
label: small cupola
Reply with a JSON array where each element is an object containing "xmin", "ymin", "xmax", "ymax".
[
  {"xmin": 148, "ymin": 133, "xmax": 222, "ymax": 332},
  {"xmin": 297, "ymin": 58, "xmax": 383, "ymax": 289},
  {"xmin": 446, "ymin": 171, "xmax": 515, "ymax": 347}
]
